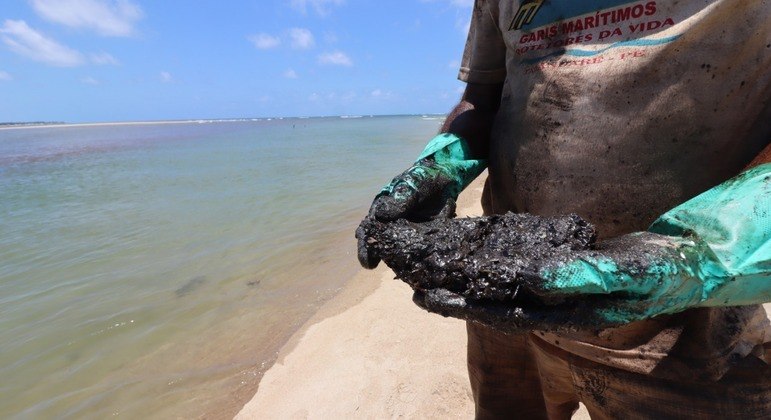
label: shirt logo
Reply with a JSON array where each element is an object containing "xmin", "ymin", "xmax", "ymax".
[{"xmin": 509, "ymin": 0, "xmax": 545, "ymax": 31}]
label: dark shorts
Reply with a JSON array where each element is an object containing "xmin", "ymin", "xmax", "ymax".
[{"xmin": 467, "ymin": 322, "xmax": 771, "ymax": 419}]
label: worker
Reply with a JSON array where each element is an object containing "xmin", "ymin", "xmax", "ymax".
[{"xmin": 357, "ymin": 1, "xmax": 771, "ymax": 418}]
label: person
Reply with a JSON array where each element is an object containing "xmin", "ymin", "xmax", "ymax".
[{"xmin": 357, "ymin": 1, "xmax": 771, "ymax": 418}]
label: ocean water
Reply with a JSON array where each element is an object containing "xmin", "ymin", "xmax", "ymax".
[{"xmin": 0, "ymin": 116, "xmax": 444, "ymax": 419}]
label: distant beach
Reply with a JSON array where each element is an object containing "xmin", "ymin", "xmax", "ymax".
[{"xmin": 0, "ymin": 115, "xmax": 445, "ymax": 131}]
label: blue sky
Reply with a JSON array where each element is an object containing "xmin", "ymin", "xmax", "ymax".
[{"xmin": 0, "ymin": 0, "xmax": 474, "ymax": 123}]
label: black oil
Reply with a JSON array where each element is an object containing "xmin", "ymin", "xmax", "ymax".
[
  {"xmin": 360, "ymin": 212, "xmax": 596, "ymax": 301},
  {"xmin": 357, "ymin": 212, "xmax": 682, "ymax": 332}
]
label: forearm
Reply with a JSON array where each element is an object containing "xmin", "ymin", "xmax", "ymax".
[
  {"xmin": 356, "ymin": 85, "xmax": 502, "ymax": 265},
  {"xmin": 693, "ymin": 141, "xmax": 771, "ymax": 306},
  {"xmin": 746, "ymin": 140, "xmax": 771, "ymax": 168},
  {"xmin": 649, "ymin": 161, "xmax": 771, "ymax": 308},
  {"xmin": 705, "ymin": 150, "xmax": 771, "ymax": 307},
  {"xmin": 440, "ymin": 82, "xmax": 503, "ymax": 160}
]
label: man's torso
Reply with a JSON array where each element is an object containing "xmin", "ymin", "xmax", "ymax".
[
  {"xmin": 484, "ymin": 0, "xmax": 770, "ymax": 237},
  {"xmin": 467, "ymin": 0, "xmax": 771, "ymax": 380}
]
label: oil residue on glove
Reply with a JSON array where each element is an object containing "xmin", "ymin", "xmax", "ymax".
[{"xmin": 359, "ymin": 212, "xmax": 596, "ymax": 301}]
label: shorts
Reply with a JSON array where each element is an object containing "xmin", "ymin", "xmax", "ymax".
[{"xmin": 466, "ymin": 322, "xmax": 771, "ymax": 419}]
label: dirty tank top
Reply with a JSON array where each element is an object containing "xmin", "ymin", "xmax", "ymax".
[{"xmin": 460, "ymin": 0, "xmax": 771, "ymax": 381}]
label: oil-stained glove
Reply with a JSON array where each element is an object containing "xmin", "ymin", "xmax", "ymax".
[
  {"xmin": 356, "ymin": 133, "xmax": 487, "ymax": 269},
  {"xmin": 517, "ymin": 163, "xmax": 771, "ymax": 325}
]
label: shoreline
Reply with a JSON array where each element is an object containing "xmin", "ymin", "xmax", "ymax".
[
  {"xmin": 233, "ymin": 175, "xmax": 490, "ymax": 418},
  {"xmin": 207, "ymin": 218, "xmax": 367, "ymax": 419},
  {"xmin": 1, "ymin": 116, "xmax": 455, "ymax": 418},
  {"xmin": 0, "ymin": 115, "xmax": 448, "ymax": 419}
]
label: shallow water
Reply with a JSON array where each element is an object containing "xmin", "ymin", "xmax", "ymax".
[{"xmin": 0, "ymin": 116, "xmax": 442, "ymax": 418}]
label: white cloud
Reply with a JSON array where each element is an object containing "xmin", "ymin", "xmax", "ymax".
[
  {"xmin": 81, "ymin": 76, "xmax": 99, "ymax": 85},
  {"xmin": 369, "ymin": 88, "xmax": 397, "ymax": 101},
  {"xmin": 0, "ymin": 71, "xmax": 11, "ymax": 80},
  {"xmin": 248, "ymin": 33, "xmax": 280, "ymax": 50},
  {"xmin": 90, "ymin": 51, "xmax": 119, "ymax": 65},
  {"xmin": 371, "ymin": 89, "xmax": 394, "ymax": 100},
  {"xmin": 283, "ymin": 68, "xmax": 298, "ymax": 79},
  {"xmin": 159, "ymin": 71, "xmax": 172, "ymax": 83},
  {"xmin": 318, "ymin": 50, "xmax": 352, "ymax": 66},
  {"xmin": 31, "ymin": 0, "xmax": 143, "ymax": 37},
  {"xmin": 0, "ymin": 20, "xmax": 84, "ymax": 66},
  {"xmin": 289, "ymin": 28, "xmax": 314, "ymax": 49},
  {"xmin": 290, "ymin": 0, "xmax": 344, "ymax": 16}
]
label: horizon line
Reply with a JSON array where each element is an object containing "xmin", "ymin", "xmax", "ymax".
[{"xmin": 0, "ymin": 113, "xmax": 447, "ymax": 130}]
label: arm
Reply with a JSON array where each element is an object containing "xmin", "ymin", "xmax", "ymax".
[
  {"xmin": 357, "ymin": 0, "xmax": 506, "ymax": 269},
  {"xmin": 356, "ymin": 82, "xmax": 503, "ymax": 269},
  {"xmin": 414, "ymin": 137, "xmax": 771, "ymax": 329},
  {"xmin": 746, "ymin": 141, "xmax": 771, "ymax": 168},
  {"xmin": 376, "ymin": 82, "xmax": 503, "ymax": 221},
  {"xmin": 517, "ymin": 140, "xmax": 771, "ymax": 325},
  {"xmin": 441, "ymin": 82, "xmax": 503, "ymax": 160}
]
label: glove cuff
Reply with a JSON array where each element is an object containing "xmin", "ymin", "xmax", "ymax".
[
  {"xmin": 418, "ymin": 133, "xmax": 488, "ymax": 198},
  {"xmin": 648, "ymin": 163, "xmax": 771, "ymax": 307}
]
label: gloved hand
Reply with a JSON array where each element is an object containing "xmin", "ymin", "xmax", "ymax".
[
  {"xmin": 517, "ymin": 163, "xmax": 771, "ymax": 325},
  {"xmin": 356, "ymin": 133, "xmax": 486, "ymax": 269}
]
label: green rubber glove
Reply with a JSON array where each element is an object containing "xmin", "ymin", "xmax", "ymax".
[
  {"xmin": 356, "ymin": 133, "xmax": 487, "ymax": 268},
  {"xmin": 520, "ymin": 163, "xmax": 771, "ymax": 325}
]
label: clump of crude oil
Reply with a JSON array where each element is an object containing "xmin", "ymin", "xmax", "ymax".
[{"xmin": 360, "ymin": 212, "xmax": 596, "ymax": 301}]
